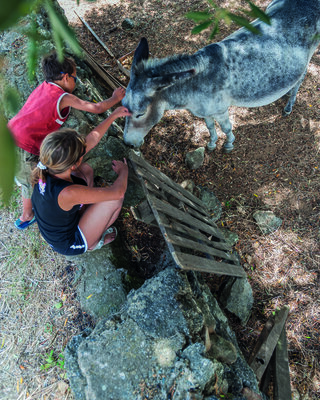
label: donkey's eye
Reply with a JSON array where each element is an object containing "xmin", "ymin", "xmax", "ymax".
[{"xmin": 135, "ymin": 113, "xmax": 145, "ymax": 119}]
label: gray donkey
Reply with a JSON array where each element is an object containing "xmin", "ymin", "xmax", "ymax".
[{"xmin": 122, "ymin": 0, "xmax": 320, "ymax": 152}]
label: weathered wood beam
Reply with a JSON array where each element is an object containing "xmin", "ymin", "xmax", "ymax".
[{"xmin": 249, "ymin": 307, "xmax": 289, "ymax": 381}]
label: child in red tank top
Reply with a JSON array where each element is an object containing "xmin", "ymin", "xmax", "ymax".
[{"xmin": 8, "ymin": 51, "xmax": 126, "ymax": 229}]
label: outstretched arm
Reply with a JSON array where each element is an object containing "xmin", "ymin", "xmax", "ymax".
[
  {"xmin": 58, "ymin": 159, "xmax": 129, "ymax": 211},
  {"xmin": 85, "ymin": 106, "xmax": 131, "ymax": 153},
  {"xmin": 60, "ymin": 87, "xmax": 126, "ymax": 114}
]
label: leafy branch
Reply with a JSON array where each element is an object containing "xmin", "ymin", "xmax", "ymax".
[
  {"xmin": 186, "ymin": 0, "xmax": 271, "ymax": 39},
  {"xmin": 0, "ymin": 0, "xmax": 81, "ymax": 204}
]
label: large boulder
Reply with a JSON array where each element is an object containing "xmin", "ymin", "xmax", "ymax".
[{"xmin": 65, "ymin": 264, "xmax": 260, "ymax": 400}]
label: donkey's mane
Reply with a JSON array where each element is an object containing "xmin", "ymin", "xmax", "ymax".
[{"xmin": 139, "ymin": 53, "xmax": 201, "ymax": 77}]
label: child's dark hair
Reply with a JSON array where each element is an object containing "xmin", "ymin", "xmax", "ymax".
[
  {"xmin": 31, "ymin": 129, "xmax": 86, "ymax": 186},
  {"xmin": 42, "ymin": 51, "xmax": 76, "ymax": 82}
]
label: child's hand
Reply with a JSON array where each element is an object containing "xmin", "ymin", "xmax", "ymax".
[
  {"xmin": 111, "ymin": 159, "xmax": 128, "ymax": 175},
  {"xmin": 112, "ymin": 87, "xmax": 126, "ymax": 103},
  {"xmin": 112, "ymin": 106, "xmax": 131, "ymax": 119}
]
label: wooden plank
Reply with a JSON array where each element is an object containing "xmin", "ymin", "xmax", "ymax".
[
  {"xmin": 273, "ymin": 327, "xmax": 292, "ymax": 400},
  {"xmin": 175, "ymin": 252, "xmax": 246, "ymax": 277},
  {"xmin": 130, "ymin": 151, "xmax": 206, "ymax": 208},
  {"xmin": 160, "ymin": 218, "xmax": 231, "ymax": 251},
  {"xmin": 148, "ymin": 194, "xmax": 226, "ymax": 241},
  {"xmin": 134, "ymin": 164, "xmax": 208, "ymax": 216},
  {"xmin": 166, "ymin": 231, "xmax": 239, "ymax": 264},
  {"xmin": 130, "ymin": 200, "xmax": 157, "ymax": 226},
  {"xmin": 75, "ymin": 11, "xmax": 130, "ymax": 78},
  {"xmin": 145, "ymin": 180, "xmax": 213, "ymax": 224},
  {"xmin": 82, "ymin": 47, "xmax": 123, "ymax": 89},
  {"xmin": 249, "ymin": 307, "xmax": 289, "ymax": 381}
]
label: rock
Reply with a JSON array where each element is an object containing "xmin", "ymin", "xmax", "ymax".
[
  {"xmin": 253, "ymin": 210, "xmax": 282, "ymax": 234},
  {"xmin": 219, "ymin": 277, "xmax": 253, "ymax": 325},
  {"xmin": 220, "ymin": 228, "xmax": 239, "ymax": 246},
  {"xmin": 65, "ymin": 267, "xmax": 260, "ymax": 399},
  {"xmin": 185, "ymin": 147, "xmax": 205, "ymax": 169},
  {"xmin": 198, "ymin": 186, "xmax": 222, "ymax": 221},
  {"xmin": 207, "ymin": 331, "xmax": 238, "ymax": 364},
  {"xmin": 77, "ymin": 253, "xmax": 127, "ymax": 320},
  {"xmin": 180, "ymin": 179, "xmax": 196, "ymax": 194},
  {"xmin": 121, "ymin": 18, "xmax": 135, "ymax": 30}
]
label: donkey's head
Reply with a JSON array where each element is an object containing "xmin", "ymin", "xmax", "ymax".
[{"xmin": 122, "ymin": 38, "xmax": 195, "ymax": 148}]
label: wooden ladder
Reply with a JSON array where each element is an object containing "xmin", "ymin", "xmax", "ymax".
[{"xmin": 129, "ymin": 150, "xmax": 246, "ymax": 277}]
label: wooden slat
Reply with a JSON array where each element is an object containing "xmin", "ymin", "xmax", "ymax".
[
  {"xmin": 273, "ymin": 327, "xmax": 292, "ymax": 400},
  {"xmin": 160, "ymin": 218, "xmax": 231, "ymax": 251},
  {"xmin": 130, "ymin": 200, "xmax": 157, "ymax": 226},
  {"xmin": 166, "ymin": 231, "xmax": 239, "ymax": 264},
  {"xmin": 149, "ymin": 194, "xmax": 225, "ymax": 241},
  {"xmin": 75, "ymin": 11, "xmax": 130, "ymax": 78},
  {"xmin": 82, "ymin": 47, "xmax": 123, "ymax": 90},
  {"xmin": 130, "ymin": 151, "xmax": 206, "ymax": 208},
  {"xmin": 174, "ymin": 252, "xmax": 246, "ymax": 277},
  {"xmin": 134, "ymin": 164, "xmax": 208, "ymax": 216},
  {"xmin": 145, "ymin": 180, "xmax": 216, "ymax": 227},
  {"xmin": 249, "ymin": 307, "xmax": 289, "ymax": 381}
]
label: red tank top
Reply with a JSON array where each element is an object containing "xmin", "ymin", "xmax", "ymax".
[{"xmin": 8, "ymin": 81, "xmax": 70, "ymax": 155}]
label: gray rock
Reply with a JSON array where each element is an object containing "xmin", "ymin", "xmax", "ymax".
[
  {"xmin": 219, "ymin": 277, "xmax": 253, "ymax": 325},
  {"xmin": 220, "ymin": 228, "xmax": 239, "ymax": 246},
  {"xmin": 71, "ymin": 250, "xmax": 127, "ymax": 319},
  {"xmin": 198, "ymin": 186, "xmax": 222, "ymax": 221},
  {"xmin": 124, "ymin": 267, "xmax": 190, "ymax": 338},
  {"xmin": 185, "ymin": 147, "xmax": 205, "ymax": 169},
  {"xmin": 121, "ymin": 18, "xmax": 135, "ymax": 30},
  {"xmin": 253, "ymin": 210, "xmax": 282, "ymax": 234}
]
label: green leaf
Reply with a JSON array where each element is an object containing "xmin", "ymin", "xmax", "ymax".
[
  {"xmin": 191, "ymin": 20, "xmax": 213, "ymax": 35},
  {"xmin": 0, "ymin": 0, "xmax": 37, "ymax": 31},
  {"xmin": 245, "ymin": 0, "xmax": 271, "ymax": 25},
  {"xmin": 0, "ymin": 115, "xmax": 16, "ymax": 205},
  {"xmin": 185, "ymin": 11, "xmax": 212, "ymax": 22},
  {"xmin": 54, "ymin": 301, "xmax": 63, "ymax": 309},
  {"xmin": 209, "ymin": 22, "xmax": 219, "ymax": 40},
  {"xmin": 3, "ymin": 87, "xmax": 20, "ymax": 115},
  {"xmin": 44, "ymin": 0, "xmax": 82, "ymax": 57},
  {"xmin": 227, "ymin": 12, "xmax": 261, "ymax": 34}
]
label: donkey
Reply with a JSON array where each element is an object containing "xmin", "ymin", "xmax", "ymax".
[{"xmin": 122, "ymin": 0, "xmax": 320, "ymax": 152}]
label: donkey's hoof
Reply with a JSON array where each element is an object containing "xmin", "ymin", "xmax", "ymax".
[
  {"xmin": 223, "ymin": 146, "xmax": 234, "ymax": 154},
  {"xmin": 282, "ymin": 109, "xmax": 291, "ymax": 117},
  {"xmin": 207, "ymin": 143, "xmax": 216, "ymax": 152}
]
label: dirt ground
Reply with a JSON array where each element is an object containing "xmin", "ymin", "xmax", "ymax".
[{"xmin": 1, "ymin": 0, "xmax": 319, "ymax": 399}]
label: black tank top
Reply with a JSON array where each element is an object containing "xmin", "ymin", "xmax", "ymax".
[{"xmin": 31, "ymin": 174, "xmax": 86, "ymax": 251}]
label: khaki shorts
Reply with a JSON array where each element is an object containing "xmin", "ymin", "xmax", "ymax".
[{"xmin": 15, "ymin": 148, "xmax": 39, "ymax": 198}]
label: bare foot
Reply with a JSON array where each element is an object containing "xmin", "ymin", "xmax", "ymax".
[{"xmin": 103, "ymin": 228, "xmax": 117, "ymax": 245}]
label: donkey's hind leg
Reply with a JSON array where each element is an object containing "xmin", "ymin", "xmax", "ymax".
[
  {"xmin": 204, "ymin": 116, "xmax": 218, "ymax": 151},
  {"xmin": 283, "ymin": 69, "xmax": 307, "ymax": 115},
  {"xmin": 215, "ymin": 111, "xmax": 235, "ymax": 152}
]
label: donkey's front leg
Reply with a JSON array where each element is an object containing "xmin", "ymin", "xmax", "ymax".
[
  {"xmin": 283, "ymin": 68, "xmax": 307, "ymax": 115},
  {"xmin": 204, "ymin": 116, "xmax": 218, "ymax": 151},
  {"xmin": 215, "ymin": 111, "xmax": 235, "ymax": 152}
]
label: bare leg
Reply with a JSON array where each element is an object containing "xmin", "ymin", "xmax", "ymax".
[
  {"xmin": 78, "ymin": 198, "xmax": 124, "ymax": 250},
  {"xmin": 21, "ymin": 196, "xmax": 34, "ymax": 221}
]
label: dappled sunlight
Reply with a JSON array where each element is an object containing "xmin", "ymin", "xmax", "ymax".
[
  {"xmin": 154, "ymin": 339, "xmax": 177, "ymax": 367},
  {"xmin": 251, "ymin": 229, "xmax": 318, "ymax": 290},
  {"xmin": 307, "ymin": 62, "xmax": 320, "ymax": 78}
]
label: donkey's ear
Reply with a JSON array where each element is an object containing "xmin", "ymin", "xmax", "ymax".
[
  {"xmin": 152, "ymin": 69, "xmax": 196, "ymax": 90},
  {"xmin": 132, "ymin": 37, "xmax": 149, "ymax": 68}
]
